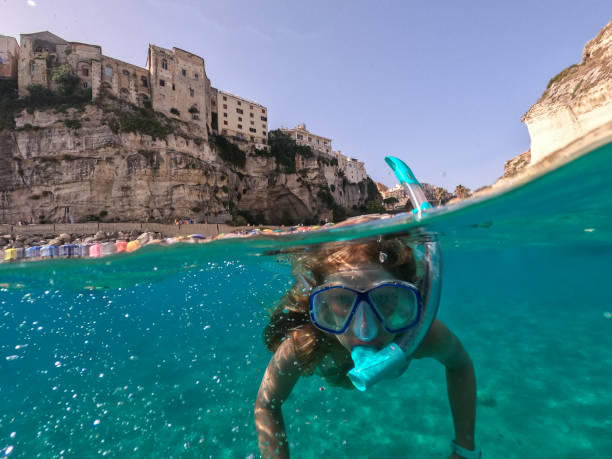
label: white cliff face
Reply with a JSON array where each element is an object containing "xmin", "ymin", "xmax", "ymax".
[
  {"xmin": 522, "ymin": 20, "xmax": 612, "ymax": 164},
  {"xmin": 0, "ymin": 104, "xmax": 374, "ymax": 224}
]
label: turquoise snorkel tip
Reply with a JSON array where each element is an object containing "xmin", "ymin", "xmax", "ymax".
[{"xmin": 384, "ymin": 156, "xmax": 421, "ymax": 186}]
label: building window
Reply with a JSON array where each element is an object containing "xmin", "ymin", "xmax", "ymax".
[
  {"xmin": 236, "ymin": 108, "xmax": 243, "ymax": 114},
  {"xmin": 141, "ymin": 76, "xmax": 148, "ymax": 87},
  {"xmin": 105, "ymin": 66, "xmax": 113, "ymax": 77},
  {"xmin": 223, "ymin": 112, "xmax": 227, "ymax": 118},
  {"xmin": 172, "ymin": 83, "xmax": 175, "ymax": 90},
  {"xmin": 262, "ymin": 131, "xmax": 266, "ymax": 136},
  {"xmin": 237, "ymin": 124, "xmax": 242, "ymax": 129},
  {"xmin": 308, "ymin": 137, "xmax": 312, "ymax": 142},
  {"xmin": 262, "ymin": 108, "xmax": 266, "ymax": 113},
  {"xmin": 222, "ymin": 129, "xmax": 227, "ymax": 135},
  {"xmin": 122, "ymin": 69, "xmax": 130, "ymax": 76},
  {"xmin": 194, "ymin": 73, "xmax": 198, "ymax": 79},
  {"xmin": 223, "ymin": 104, "xmax": 227, "ymax": 109},
  {"xmin": 251, "ymin": 136, "xmax": 255, "ymax": 142},
  {"xmin": 251, "ymin": 121, "xmax": 254, "ymax": 125},
  {"xmin": 237, "ymin": 101, "xmax": 241, "ymax": 106},
  {"xmin": 223, "ymin": 95, "xmax": 227, "ymax": 101},
  {"xmin": 82, "ymin": 68, "xmax": 89, "ymax": 77},
  {"xmin": 238, "ymin": 117, "xmax": 242, "ymax": 122},
  {"xmin": 250, "ymin": 113, "xmax": 254, "ymax": 118},
  {"xmin": 162, "ymin": 59, "xmax": 168, "ymax": 70},
  {"xmin": 181, "ymin": 69, "xmax": 186, "ymax": 76},
  {"xmin": 249, "ymin": 128, "xmax": 256, "ymax": 133},
  {"xmin": 250, "ymin": 105, "xmax": 253, "ymax": 109},
  {"xmin": 261, "ymin": 116, "xmax": 267, "ymax": 121},
  {"xmin": 159, "ymin": 79, "xmax": 165, "ymax": 86},
  {"xmin": 262, "ymin": 124, "xmax": 266, "ymax": 129},
  {"xmin": 82, "ymin": 81, "xmax": 89, "ymax": 89},
  {"xmin": 297, "ymin": 134, "xmax": 303, "ymax": 140},
  {"xmin": 190, "ymin": 88, "xmax": 194, "ymax": 97},
  {"xmin": 35, "ymin": 46, "xmax": 43, "ymax": 52},
  {"xmin": 30, "ymin": 62, "xmax": 35, "ymax": 74},
  {"xmin": 237, "ymin": 133, "xmax": 244, "ymax": 139},
  {"xmin": 223, "ymin": 120, "xmax": 228, "ymax": 126}
]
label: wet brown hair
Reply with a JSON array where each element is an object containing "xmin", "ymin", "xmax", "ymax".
[{"xmin": 263, "ymin": 223, "xmax": 417, "ymax": 377}]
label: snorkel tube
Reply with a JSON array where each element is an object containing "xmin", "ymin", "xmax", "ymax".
[{"xmin": 348, "ymin": 156, "xmax": 442, "ymax": 391}]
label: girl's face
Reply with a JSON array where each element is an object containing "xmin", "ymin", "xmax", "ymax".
[{"xmin": 320, "ymin": 267, "xmax": 398, "ymax": 351}]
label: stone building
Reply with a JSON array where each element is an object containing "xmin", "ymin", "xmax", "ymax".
[
  {"xmin": 13, "ymin": 30, "xmax": 267, "ymax": 144},
  {"xmin": 17, "ymin": 31, "xmax": 71, "ymax": 95},
  {"xmin": 280, "ymin": 123, "xmax": 332, "ymax": 155},
  {"xmin": 0, "ymin": 35, "xmax": 19, "ymax": 80},
  {"xmin": 147, "ymin": 45, "xmax": 212, "ymax": 134},
  {"xmin": 213, "ymin": 90, "xmax": 268, "ymax": 146},
  {"xmin": 333, "ymin": 150, "xmax": 367, "ymax": 183}
]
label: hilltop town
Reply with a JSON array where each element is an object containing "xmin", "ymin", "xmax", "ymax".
[{"xmin": 0, "ymin": 31, "xmax": 386, "ymax": 225}]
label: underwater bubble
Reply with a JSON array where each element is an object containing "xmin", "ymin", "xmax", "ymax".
[
  {"xmin": 604, "ymin": 312, "xmax": 611, "ymax": 319},
  {"xmin": 93, "ymin": 419, "xmax": 100, "ymax": 426}
]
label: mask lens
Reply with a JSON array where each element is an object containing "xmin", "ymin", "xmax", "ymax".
[
  {"xmin": 368, "ymin": 284, "xmax": 419, "ymax": 331},
  {"xmin": 311, "ymin": 287, "xmax": 357, "ymax": 331}
]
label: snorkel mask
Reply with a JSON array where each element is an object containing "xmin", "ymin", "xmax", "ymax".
[
  {"xmin": 309, "ymin": 273, "xmax": 423, "ymax": 339},
  {"xmin": 345, "ymin": 157, "xmax": 442, "ymax": 391}
]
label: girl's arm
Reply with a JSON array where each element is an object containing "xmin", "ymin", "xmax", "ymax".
[
  {"xmin": 255, "ymin": 337, "xmax": 301, "ymax": 459},
  {"xmin": 413, "ymin": 319, "xmax": 477, "ymax": 456}
]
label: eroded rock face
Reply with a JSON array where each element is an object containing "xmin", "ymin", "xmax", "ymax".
[
  {"xmin": 0, "ymin": 105, "xmax": 373, "ymax": 224},
  {"xmin": 522, "ymin": 20, "xmax": 612, "ymax": 163},
  {"xmin": 502, "ymin": 150, "xmax": 531, "ymax": 179}
]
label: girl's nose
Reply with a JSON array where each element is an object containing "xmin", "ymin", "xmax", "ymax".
[{"xmin": 350, "ymin": 301, "xmax": 379, "ymax": 341}]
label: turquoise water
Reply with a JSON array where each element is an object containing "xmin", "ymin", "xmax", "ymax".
[{"xmin": 1, "ymin": 141, "xmax": 612, "ymax": 458}]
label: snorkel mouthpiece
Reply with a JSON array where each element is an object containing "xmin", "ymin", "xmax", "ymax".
[{"xmin": 348, "ymin": 345, "xmax": 409, "ymax": 391}]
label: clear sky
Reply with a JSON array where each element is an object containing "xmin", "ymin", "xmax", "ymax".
[{"xmin": 3, "ymin": 0, "xmax": 611, "ymax": 190}]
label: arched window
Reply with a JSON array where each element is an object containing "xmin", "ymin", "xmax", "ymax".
[{"xmin": 161, "ymin": 59, "xmax": 168, "ymax": 70}]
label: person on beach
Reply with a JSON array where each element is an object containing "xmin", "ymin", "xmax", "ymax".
[{"xmin": 254, "ymin": 220, "xmax": 478, "ymax": 458}]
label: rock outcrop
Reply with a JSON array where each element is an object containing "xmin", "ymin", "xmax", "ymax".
[
  {"xmin": 502, "ymin": 150, "xmax": 531, "ymax": 179},
  {"xmin": 522, "ymin": 19, "xmax": 612, "ymax": 163},
  {"xmin": 0, "ymin": 102, "xmax": 376, "ymax": 225}
]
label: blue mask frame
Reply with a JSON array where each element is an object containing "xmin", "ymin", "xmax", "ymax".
[{"xmin": 309, "ymin": 281, "xmax": 423, "ymax": 335}]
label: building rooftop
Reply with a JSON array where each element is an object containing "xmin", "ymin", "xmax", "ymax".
[
  {"xmin": 217, "ymin": 89, "xmax": 265, "ymax": 107},
  {"xmin": 20, "ymin": 31, "xmax": 68, "ymax": 45}
]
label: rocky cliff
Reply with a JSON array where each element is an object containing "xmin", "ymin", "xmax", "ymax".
[
  {"xmin": 0, "ymin": 98, "xmax": 376, "ymax": 225},
  {"xmin": 522, "ymin": 19, "xmax": 612, "ymax": 163}
]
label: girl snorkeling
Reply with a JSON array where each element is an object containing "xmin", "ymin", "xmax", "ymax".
[{"xmin": 254, "ymin": 224, "xmax": 479, "ymax": 458}]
